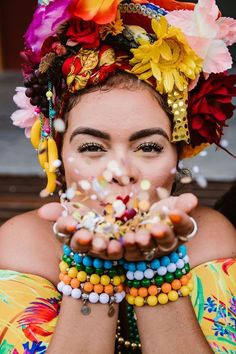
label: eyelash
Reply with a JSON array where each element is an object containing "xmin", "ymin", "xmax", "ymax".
[
  {"xmin": 134, "ymin": 142, "xmax": 164, "ymax": 153},
  {"xmin": 77, "ymin": 141, "xmax": 164, "ymax": 153},
  {"xmin": 78, "ymin": 142, "xmax": 107, "ymax": 153}
]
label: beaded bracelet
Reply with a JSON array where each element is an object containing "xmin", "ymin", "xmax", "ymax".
[
  {"xmin": 57, "ymin": 246, "xmax": 126, "ymax": 316},
  {"xmin": 124, "ymin": 245, "xmax": 194, "ymax": 307}
]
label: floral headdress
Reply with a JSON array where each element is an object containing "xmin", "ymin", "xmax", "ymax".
[{"xmin": 11, "ymin": 0, "xmax": 236, "ymax": 194}]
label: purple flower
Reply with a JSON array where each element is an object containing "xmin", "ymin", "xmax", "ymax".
[{"xmin": 24, "ymin": 0, "xmax": 72, "ymax": 56}]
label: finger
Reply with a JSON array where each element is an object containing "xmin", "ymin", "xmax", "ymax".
[
  {"xmin": 150, "ymin": 223, "xmax": 178, "ymax": 253},
  {"xmin": 92, "ymin": 234, "xmax": 109, "ymax": 254},
  {"xmin": 150, "ymin": 193, "xmax": 198, "ymax": 214},
  {"xmin": 123, "ymin": 232, "xmax": 138, "ymax": 252},
  {"xmin": 135, "ymin": 229, "xmax": 153, "ymax": 250},
  {"xmin": 107, "ymin": 239, "xmax": 123, "ymax": 260},
  {"xmin": 38, "ymin": 202, "xmax": 65, "ymax": 221},
  {"xmin": 70, "ymin": 229, "xmax": 92, "ymax": 253},
  {"xmin": 56, "ymin": 215, "xmax": 78, "ymax": 233},
  {"xmin": 169, "ymin": 210, "xmax": 197, "ymax": 240},
  {"xmin": 174, "ymin": 193, "xmax": 198, "ymax": 214},
  {"xmin": 123, "ymin": 232, "xmax": 142, "ymax": 261}
]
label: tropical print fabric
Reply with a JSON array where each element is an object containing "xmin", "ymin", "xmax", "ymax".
[
  {"xmin": 0, "ymin": 259, "xmax": 235, "ymax": 353},
  {"xmin": 190, "ymin": 259, "xmax": 236, "ymax": 353},
  {"xmin": 0, "ymin": 271, "xmax": 61, "ymax": 354}
]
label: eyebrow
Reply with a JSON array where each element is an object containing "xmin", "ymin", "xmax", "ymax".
[
  {"xmin": 70, "ymin": 127, "xmax": 111, "ymax": 142},
  {"xmin": 129, "ymin": 128, "xmax": 169, "ymax": 142},
  {"xmin": 70, "ymin": 127, "xmax": 169, "ymax": 143}
]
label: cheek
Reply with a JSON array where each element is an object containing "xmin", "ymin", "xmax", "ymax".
[
  {"xmin": 61, "ymin": 143, "xmax": 106, "ymax": 186},
  {"xmin": 141, "ymin": 149, "xmax": 177, "ymax": 196}
]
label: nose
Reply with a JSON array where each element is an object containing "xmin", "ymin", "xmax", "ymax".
[{"xmin": 110, "ymin": 159, "xmax": 139, "ymax": 187}]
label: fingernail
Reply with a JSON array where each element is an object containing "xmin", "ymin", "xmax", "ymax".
[
  {"xmin": 66, "ymin": 224, "xmax": 77, "ymax": 233},
  {"xmin": 169, "ymin": 214, "xmax": 182, "ymax": 223},
  {"xmin": 152, "ymin": 230, "xmax": 165, "ymax": 239},
  {"xmin": 92, "ymin": 237, "xmax": 106, "ymax": 251},
  {"xmin": 76, "ymin": 229, "xmax": 91, "ymax": 245}
]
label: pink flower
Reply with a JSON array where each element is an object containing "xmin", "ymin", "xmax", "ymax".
[
  {"xmin": 24, "ymin": 0, "xmax": 71, "ymax": 56},
  {"xmin": 166, "ymin": 0, "xmax": 236, "ymax": 74},
  {"xmin": 11, "ymin": 87, "xmax": 36, "ymax": 138}
]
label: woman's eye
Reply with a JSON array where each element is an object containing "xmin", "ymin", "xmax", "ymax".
[
  {"xmin": 78, "ymin": 143, "xmax": 107, "ymax": 153},
  {"xmin": 134, "ymin": 142, "xmax": 164, "ymax": 153}
]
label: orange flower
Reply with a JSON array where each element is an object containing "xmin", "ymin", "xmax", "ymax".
[{"xmin": 69, "ymin": 0, "xmax": 121, "ymax": 25}]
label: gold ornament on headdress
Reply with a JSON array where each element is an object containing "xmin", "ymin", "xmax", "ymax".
[{"xmin": 129, "ymin": 17, "xmax": 202, "ymax": 143}]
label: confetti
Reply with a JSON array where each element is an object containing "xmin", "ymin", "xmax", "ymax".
[
  {"xmin": 220, "ymin": 139, "xmax": 229, "ymax": 148},
  {"xmin": 112, "ymin": 200, "xmax": 126, "ymax": 217},
  {"xmin": 52, "ymin": 159, "xmax": 62, "ymax": 168},
  {"xmin": 103, "ymin": 170, "xmax": 113, "ymax": 182},
  {"xmin": 53, "ymin": 118, "xmax": 65, "ymax": 132},
  {"xmin": 138, "ymin": 200, "xmax": 150, "ymax": 212},
  {"xmin": 66, "ymin": 187, "xmax": 76, "ymax": 200},
  {"xmin": 196, "ymin": 175, "xmax": 208, "ymax": 188},
  {"xmin": 199, "ymin": 150, "xmax": 208, "ymax": 157},
  {"xmin": 140, "ymin": 179, "xmax": 151, "ymax": 191},
  {"xmin": 193, "ymin": 165, "xmax": 200, "ymax": 173},
  {"xmin": 78, "ymin": 180, "xmax": 91, "ymax": 191}
]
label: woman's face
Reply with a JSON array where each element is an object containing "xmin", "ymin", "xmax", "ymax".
[{"xmin": 62, "ymin": 87, "xmax": 178, "ymax": 209}]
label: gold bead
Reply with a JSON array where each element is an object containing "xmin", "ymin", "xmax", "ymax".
[
  {"xmin": 131, "ymin": 342, "xmax": 137, "ymax": 349},
  {"xmin": 138, "ymin": 343, "xmax": 142, "ymax": 348},
  {"xmin": 174, "ymin": 110, "xmax": 180, "ymax": 115},
  {"xmin": 124, "ymin": 340, "xmax": 131, "ymax": 348},
  {"xmin": 118, "ymin": 337, "xmax": 124, "ymax": 344}
]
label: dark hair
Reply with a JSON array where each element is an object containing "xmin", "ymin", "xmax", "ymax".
[{"xmin": 63, "ymin": 71, "xmax": 173, "ymax": 129}]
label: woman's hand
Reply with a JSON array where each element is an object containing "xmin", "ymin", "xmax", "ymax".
[
  {"xmin": 38, "ymin": 192, "xmax": 198, "ymax": 261},
  {"xmin": 123, "ymin": 193, "xmax": 198, "ymax": 261},
  {"xmin": 38, "ymin": 202, "xmax": 124, "ymax": 259}
]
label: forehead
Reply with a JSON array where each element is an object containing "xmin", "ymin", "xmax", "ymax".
[{"xmin": 67, "ymin": 88, "xmax": 171, "ymax": 136}]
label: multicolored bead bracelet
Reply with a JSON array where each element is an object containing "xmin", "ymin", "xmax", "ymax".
[
  {"xmin": 57, "ymin": 246, "xmax": 126, "ymax": 316},
  {"xmin": 124, "ymin": 245, "xmax": 193, "ymax": 307}
]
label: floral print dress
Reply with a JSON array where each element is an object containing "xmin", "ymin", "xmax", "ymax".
[{"xmin": 0, "ymin": 258, "xmax": 235, "ymax": 354}]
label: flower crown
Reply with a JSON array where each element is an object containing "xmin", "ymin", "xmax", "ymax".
[{"xmin": 11, "ymin": 0, "xmax": 236, "ymax": 195}]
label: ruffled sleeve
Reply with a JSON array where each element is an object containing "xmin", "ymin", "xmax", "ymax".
[
  {"xmin": 0, "ymin": 270, "xmax": 61, "ymax": 354},
  {"xmin": 190, "ymin": 258, "xmax": 236, "ymax": 354}
]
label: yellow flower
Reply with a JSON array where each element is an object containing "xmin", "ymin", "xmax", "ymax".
[
  {"xmin": 130, "ymin": 17, "xmax": 202, "ymax": 94},
  {"xmin": 99, "ymin": 12, "xmax": 124, "ymax": 40}
]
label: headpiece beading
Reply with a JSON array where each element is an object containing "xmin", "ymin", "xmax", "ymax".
[{"xmin": 11, "ymin": 0, "xmax": 236, "ymax": 194}]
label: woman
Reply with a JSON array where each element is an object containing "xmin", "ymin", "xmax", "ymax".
[{"xmin": 0, "ymin": 0, "xmax": 236, "ymax": 353}]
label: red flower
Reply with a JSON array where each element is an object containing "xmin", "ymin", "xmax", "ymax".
[
  {"xmin": 188, "ymin": 73, "xmax": 236, "ymax": 146},
  {"xmin": 66, "ymin": 18, "xmax": 100, "ymax": 48}
]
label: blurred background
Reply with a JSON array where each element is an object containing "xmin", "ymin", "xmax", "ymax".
[{"xmin": 0, "ymin": 0, "xmax": 235, "ymax": 226}]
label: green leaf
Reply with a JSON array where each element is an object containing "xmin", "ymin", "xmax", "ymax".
[
  {"xmin": 0, "ymin": 339, "xmax": 14, "ymax": 354},
  {"xmin": 193, "ymin": 275, "xmax": 205, "ymax": 324}
]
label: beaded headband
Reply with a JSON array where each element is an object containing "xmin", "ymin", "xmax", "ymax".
[{"xmin": 11, "ymin": 0, "xmax": 236, "ymax": 194}]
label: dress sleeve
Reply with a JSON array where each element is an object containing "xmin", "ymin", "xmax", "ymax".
[
  {"xmin": 190, "ymin": 258, "xmax": 236, "ymax": 354},
  {"xmin": 0, "ymin": 270, "xmax": 61, "ymax": 354}
]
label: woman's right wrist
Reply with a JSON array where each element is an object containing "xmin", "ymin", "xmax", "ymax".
[{"xmin": 57, "ymin": 245, "xmax": 126, "ymax": 316}]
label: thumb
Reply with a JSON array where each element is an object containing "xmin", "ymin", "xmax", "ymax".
[
  {"xmin": 175, "ymin": 193, "xmax": 198, "ymax": 213},
  {"xmin": 38, "ymin": 202, "xmax": 66, "ymax": 221}
]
